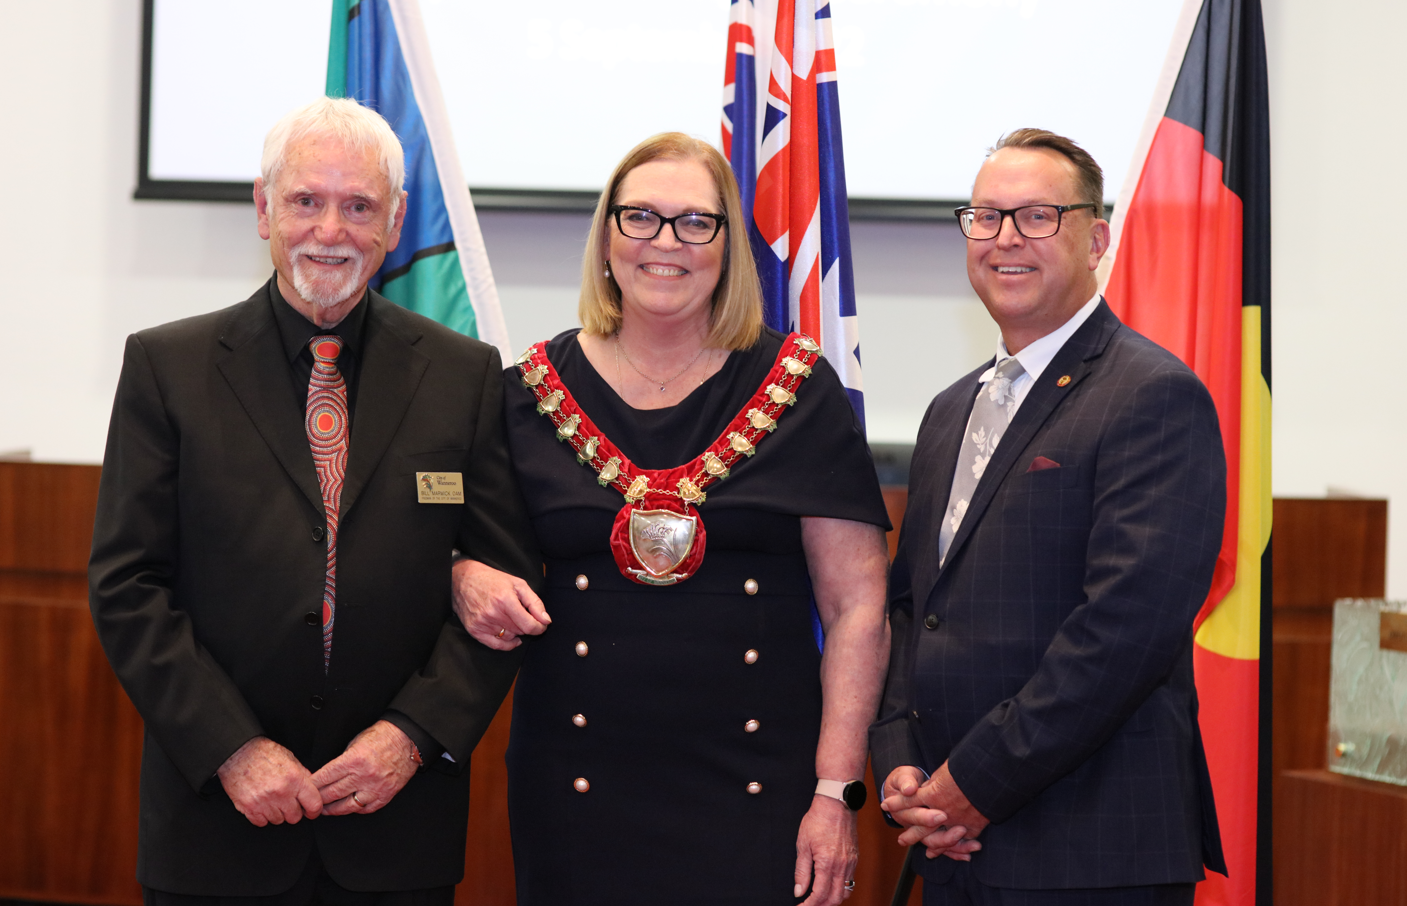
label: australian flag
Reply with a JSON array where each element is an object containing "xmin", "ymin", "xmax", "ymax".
[{"xmin": 722, "ymin": 0, "xmax": 865, "ymax": 426}]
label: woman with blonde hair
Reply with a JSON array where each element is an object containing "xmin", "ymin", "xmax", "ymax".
[{"xmin": 453, "ymin": 133, "xmax": 891, "ymax": 905}]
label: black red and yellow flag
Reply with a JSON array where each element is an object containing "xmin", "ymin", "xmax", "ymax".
[{"xmin": 1100, "ymin": 1, "xmax": 1270, "ymax": 903}]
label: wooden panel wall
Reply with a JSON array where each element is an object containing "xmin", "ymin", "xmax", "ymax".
[
  {"xmin": 1270, "ymin": 499, "xmax": 1396, "ymax": 906},
  {"xmin": 0, "ymin": 462, "xmax": 144, "ymax": 906},
  {"xmin": 1270, "ymin": 500, "xmax": 1387, "ymax": 800},
  {"xmin": 459, "ymin": 692, "xmax": 515, "ymax": 905}
]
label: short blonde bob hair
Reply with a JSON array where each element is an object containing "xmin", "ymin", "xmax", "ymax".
[{"xmin": 579, "ymin": 133, "xmax": 764, "ymax": 351}]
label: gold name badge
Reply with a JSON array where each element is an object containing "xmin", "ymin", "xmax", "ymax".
[{"xmin": 416, "ymin": 472, "xmax": 465, "ymax": 504}]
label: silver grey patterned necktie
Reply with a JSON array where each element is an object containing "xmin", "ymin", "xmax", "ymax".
[{"xmin": 938, "ymin": 356, "xmax": 1026, "ymax": 565}]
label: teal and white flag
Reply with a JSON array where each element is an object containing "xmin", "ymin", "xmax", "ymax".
[{"xmin": 327, "ymin": 0, "xmax": 511, "ymax": 360}]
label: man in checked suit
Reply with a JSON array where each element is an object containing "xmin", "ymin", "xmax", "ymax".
[
  {"xmin": 89, "ymin": 98, "xmax": 538, "ymax": 904},
  {"xmin": 870, "ymin": 129, "xmax": 1227, "ymax": 905}
]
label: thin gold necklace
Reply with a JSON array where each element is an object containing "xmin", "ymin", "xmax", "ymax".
[{"xmin": 614, "ymin": 331, "xmax": 707, "ymax": 393}]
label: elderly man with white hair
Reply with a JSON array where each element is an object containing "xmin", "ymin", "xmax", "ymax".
[{"xmin": 89, "ymin": 96, "xmax": 539, "ymax": 905}]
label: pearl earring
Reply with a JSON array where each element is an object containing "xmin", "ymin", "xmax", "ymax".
[{"xmin": 604, "ymin": 261, "xmax": 612, "ymax": 279}]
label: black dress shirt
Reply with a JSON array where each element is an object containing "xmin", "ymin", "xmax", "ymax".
[{"xmin": 269, "ymin": 277, "xmax": 368, "ymax": 422}]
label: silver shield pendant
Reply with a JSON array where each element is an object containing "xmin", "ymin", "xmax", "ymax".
[{"xmin": 627, "ymin": 508, "xmax": 699, "ymax": 585}]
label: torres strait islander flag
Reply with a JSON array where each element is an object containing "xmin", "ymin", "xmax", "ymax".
[
  {"xmin": 722, "ymin": 0, "xmax": 865, "ymax": 425},
  {"xmin": 326, "ymin": 0, "xmax": 512, "ymax": 362},
  {"xmin": 1099, "ymin": 1, "xmax": 1271, "ymax": 903}
]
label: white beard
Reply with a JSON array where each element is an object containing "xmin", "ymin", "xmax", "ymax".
[{"xmin": 289, "ymin": 240, "xmax": 367, "ymax": 308}]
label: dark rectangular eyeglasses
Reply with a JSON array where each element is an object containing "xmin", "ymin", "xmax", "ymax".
[
  {"xmin": 954, "ymin": 203, "xmax": 1096, "ymax": 240},
  {"xmin": 609, "ymin": 205, "xmax": 727, "ymax": 244}
]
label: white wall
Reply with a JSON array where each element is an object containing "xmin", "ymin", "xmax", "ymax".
[
  {"xmin": 0, "ymin": 0, "xmax": 1401, "ymax": 594},
  {"xmin": 1261, "ymin": 0, "xmax": 1407, "ymax": 594}
]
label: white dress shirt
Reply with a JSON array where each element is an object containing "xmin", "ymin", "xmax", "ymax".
[{"xmin": 976, "ymin": 293, "xmax": 1102, "ymax": 420}]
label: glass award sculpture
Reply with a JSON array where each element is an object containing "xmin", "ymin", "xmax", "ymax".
[{"xmin": 1327, "ymin": 598, "xmax": 1407, "ymax": 785}]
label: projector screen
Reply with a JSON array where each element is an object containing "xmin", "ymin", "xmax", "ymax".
[{"xmin": 140, "ymin": 0, "xmax": 1183, "ymax": 212}]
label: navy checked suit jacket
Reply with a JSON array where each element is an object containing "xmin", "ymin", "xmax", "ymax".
[{"xmin": 870, "ymin": 301, "xmax": 1228, "ymax": 889}]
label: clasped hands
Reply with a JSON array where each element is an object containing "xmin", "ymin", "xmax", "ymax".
[
  {"xmin": 215, "ymin": 720, "xmax": 419, "ymax": 827},
  {"xmin": 880, "ymin": 762, "xmax": 987, "ymax": 862}
]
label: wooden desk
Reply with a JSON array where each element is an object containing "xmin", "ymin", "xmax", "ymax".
[{"xmin": 1276, "ymin": 769, "xmax": 1407, "ymax": 904}]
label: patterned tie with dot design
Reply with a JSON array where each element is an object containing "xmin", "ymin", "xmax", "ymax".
[{"xmin": 306, "ymin": 336, "xmax": 348, "ymax": 671}]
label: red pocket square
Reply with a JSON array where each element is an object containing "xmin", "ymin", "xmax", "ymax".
[{"xmin": 1026, "ymin": 456, "xmax": 1061, "ymax": 472}]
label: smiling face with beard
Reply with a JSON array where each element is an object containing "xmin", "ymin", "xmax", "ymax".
[
  {"xmin": 288, "ymin": 237, "xmax": 366, "ymax": 307},
  {"xmin": 255, "ymin": 131, "xmax": 407, "ymax": 328}
]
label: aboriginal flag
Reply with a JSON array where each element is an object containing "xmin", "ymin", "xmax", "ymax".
[{"xmin": 1100, "ymin": 1, "xmax": 1271, "ymax": 903}]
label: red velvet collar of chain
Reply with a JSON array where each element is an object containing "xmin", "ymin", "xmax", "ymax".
[{"xmin": 516, "ymin": 332, "xmax": 820, "ymax": 585}]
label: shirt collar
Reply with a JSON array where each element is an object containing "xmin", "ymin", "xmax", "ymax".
[
  {"xmin": 269, "ymin": 275, "xmax": 369, "ymax": 364},
  {"xmin": 980, "ymin": 293, "xmax": 1102, "ymax": 384}
]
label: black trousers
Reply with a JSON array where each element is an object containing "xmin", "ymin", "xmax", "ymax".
[
  {"xmin": 922, "ymin": 863, "xmax": 1195, "ymax": 906},
  {"xmin": 144, "ymin": 848, "xmax": 455, "ymax": 906}
]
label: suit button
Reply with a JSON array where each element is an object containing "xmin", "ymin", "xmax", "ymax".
[
  {"xmin": 743, "ymin": 579, "xmax": 759, "ymax": 595},
  {"xmin": 304, "ymin": 611, "xmax": 320, "ymax": 626},
  {"xmin": 574, "ymin": 777, "xmax": 590, "ymax": 793},
  {"xmin": 310, "ymin": 695, "xmax": 324, "ymax": 710},
  {"xmin": 744, "ymin": 649, "xmax": 759, "ymax": 665},
  {"xmin": 744, "ymin": 719, "xmax": 760, "ymax": 733},
  {"xmin": 575, "ymin": 574, "xmax": 589, "ymax": 591},
  {"xmin": 572, "ymin": 713, "xmax": 587, "ymax": 727},
  {"xmin": 746, "ymin": 781, "xmax": 762, "ymax": 794},
  {"xmin": 311, "ymin": 526, "xmax": 325, "ymax": 542},
  {"xmin": 924, "ymin": 614, "xmax": 940, "ymax": 630},
  {"xmin": 575, "ymin": 641, "xmax": 589, "ymax": 657}
]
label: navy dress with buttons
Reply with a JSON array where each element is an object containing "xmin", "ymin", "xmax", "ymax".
[{"xmin": 501, "ymin": 328, "xmax": 889, "ymax": 905}]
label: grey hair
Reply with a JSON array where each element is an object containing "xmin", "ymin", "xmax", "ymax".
[{"xmin": 260, "ymin": 97, "xmax": 406, "ymax": 222}]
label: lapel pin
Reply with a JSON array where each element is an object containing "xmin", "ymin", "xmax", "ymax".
[{"xmin": 1056, "ymin": 375, "xmax": 1072, "ymax": 387}]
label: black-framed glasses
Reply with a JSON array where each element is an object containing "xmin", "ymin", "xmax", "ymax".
[
  {"xmin": 609, "ymin": 205, "xmax": 728, "ymax": 245},
  {"xmin": 954, "ymin": 203, "xmax": 1096, "ymax": 240}
]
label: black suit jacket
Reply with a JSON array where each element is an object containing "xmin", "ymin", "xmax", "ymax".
[
  {"xmin": 89, "ymin": 283, "xmax": 540, "ymax": 895},
  {"xmin": 871, "ymin": 302, "xmax": 1227, "ymax": 889}
]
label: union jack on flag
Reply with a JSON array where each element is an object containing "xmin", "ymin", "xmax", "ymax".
[{"xmin": 722, "ymin": 0, "xmax": 865, "ymax": 425}]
